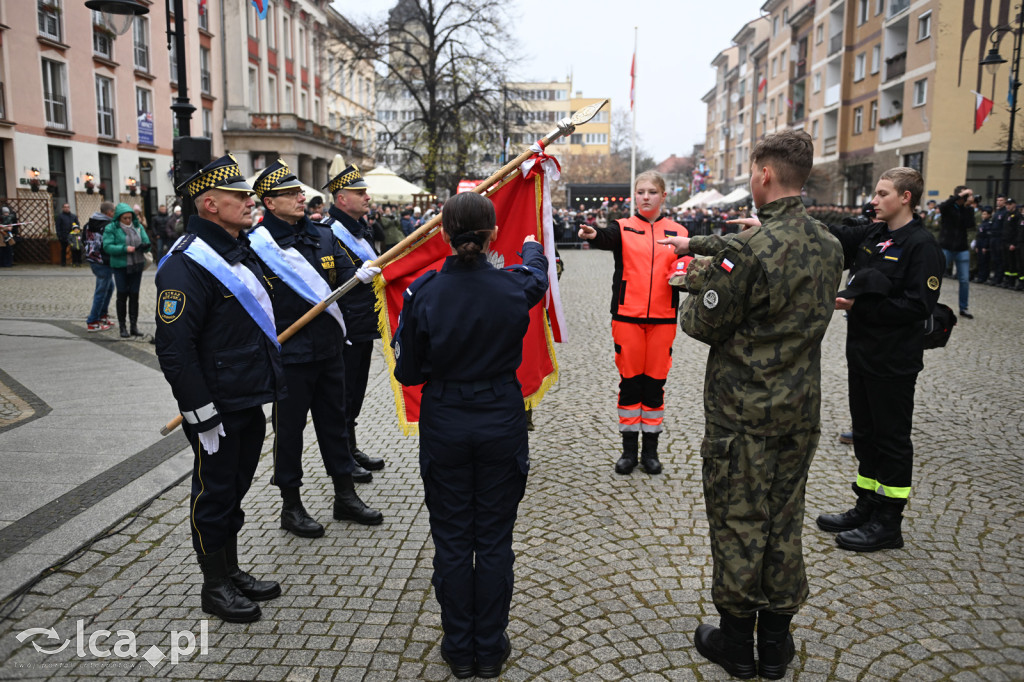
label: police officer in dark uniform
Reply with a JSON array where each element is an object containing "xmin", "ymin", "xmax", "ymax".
[
  {"xmin": 322, "ymin": 165, "xmax": 387, "ymax": 473},
  {"xmin": 155, "ymin": 155, "xmax": 286, "ymax": 623},
  {"xmin": 818, "ymin": 167, "xmax": 944, "ymax": 553},
  {"xmin": 393, "ymin": 192, "xmax": 548, "ymax": 679},
  {"xmin": 249, "ymin": 160, "xmax": 383, "ymax": 538},
  {"xmin": 1003, "ymin": 197, "xmax": 1022, "ymax": 287}
]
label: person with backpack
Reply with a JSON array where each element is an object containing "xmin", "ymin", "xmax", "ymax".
[
  {"xmin": 84, "ymin": 202, "xmax": 116, "ymax": 332},
  {"xmin": 55, "ymin": 203, "xmax": 79, "ymax": 267}
]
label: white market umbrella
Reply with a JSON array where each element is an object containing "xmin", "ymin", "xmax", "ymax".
[{"xmin": 362, "ymin": 166, "xmax": 424, "ymax": 205}]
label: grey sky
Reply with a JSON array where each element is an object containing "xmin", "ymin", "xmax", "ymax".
[{"xmin": 336, "ymin": 0, "xmax": 766, "ymax": 163}]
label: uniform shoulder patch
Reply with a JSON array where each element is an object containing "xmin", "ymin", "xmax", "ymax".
[
  {"xmin": 703, "ymin": 290, "xmax": 719, "ymax": 309},
  {"xmin": 172, "ymin": 233, "xmax": 196, "ymax": 253},
  {"xmin": 158, "ymin": 289, "xmax": 186, "ymax": 323},
  {"xmin": 404, "ymin": 269, "xmax": 437, "ymax": 300},
  {"xmin": 927, "ymin": 275, "xmax": 940, "ymax": 291}
]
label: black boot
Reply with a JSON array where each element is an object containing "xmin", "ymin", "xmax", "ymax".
[
  {"xmin": 333, "ymin": 475, "xmax": 383, "ymax": 525},
  {"xmin": 196, "ymin": 548, "xmax": 261, "ymax": 623},
  {"xmin": 128, "ymin": 292, "xmax": 143, "ymax": 336},
  {"xmin": 116, "ymin": 293, "xmax": 129, "ymax": 338},
  {"xmin": 640, "ymin": 432, "xmax": 662, "ymax": 475},
  {"xmin": 350, "ymin": 430, "xmax": 385, "ymax": 471},
  {"xmin": 280, "ymin": 487, "xmax": 325, "ymax": 538},
  {"xmin": 836, "ymin": 494, "xmax": 905, "ymax": 552},
  {"xmin": 615, "ymin": 432, "xmax": 639, "ymax": 475},
  {"xmin": 757, "ymin": 611, "xmax": 795, "ymax": 680},
  {"xmin": 693, "ymin": 611, "xmax": 756, "ymax": 679},
  {"xmin": 816, "ymin": 482, "xmax": 878, "ymax": 532},
  {"xmin": 225, "ymin": 535, "xmax": 281, "ymax": 601}
]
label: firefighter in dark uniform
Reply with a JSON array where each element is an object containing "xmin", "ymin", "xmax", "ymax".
[
  {"xmin": 248, "ymin": 160, "xmax": 383, "ymax": 538},
  {"xmin": 818, "ymin": 167, "xmax": 944, "ymax": 553},
  {"xmin": 1003, "ymin": 197, "xmax": 1022, "ymax": 287},
  {"xmin": 322, "ymin": 165, "xmax": 387, "ymax": 473},
  {"xmin": 393, "ymin": 192, "xmax": 548, "ymax": 680},
  {"xmin": 155, "ymin": 155, "xmax": 286, "ymax": 623}
]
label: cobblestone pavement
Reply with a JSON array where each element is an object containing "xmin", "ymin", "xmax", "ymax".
[{"xmin": 1, "ymin": 253, "xmax": 1023, "ymax": 680}]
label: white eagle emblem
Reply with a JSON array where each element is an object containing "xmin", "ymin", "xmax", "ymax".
[{"xmin": 703, "ymin": 290, "xmax": 719, "ymax": 309}]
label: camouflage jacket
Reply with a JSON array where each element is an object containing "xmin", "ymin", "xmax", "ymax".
[{"xmin": 680, "ymin": 196, "xmax": 844, "ymax": 435}]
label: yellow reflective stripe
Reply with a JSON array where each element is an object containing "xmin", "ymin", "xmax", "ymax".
[
  {"xmin": 876, "ymin": 484, "xmax": 911, "ymax": 499},
  {"xmin": 856, "ymin": 475, "xmax": 878, "ymax": 492}
]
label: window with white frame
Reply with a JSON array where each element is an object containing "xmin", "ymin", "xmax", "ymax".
[
  {"xmin": 198, "ymin": 0, "xmax": 208, "ymax": 30},
  {"xmin": 816, "ymin": 24, "xmax": 823, "ymax": 44},
  {"xmin": 858, "ymin": 0, "xmax": 869, "ymax": 24},
  {"xmin": 95, "ymin": 75, "xmax": 115, "ymax": 138},
  {"xmin": 871, "ymin": 45, "xmax": 881, "ymax": 74},
  {"xmin": 283, "ymin": 16, "xmax": 291, "ymax": 58},
  {"xmin": 247, "ymin": 3, "xmax": 258, "ymax": 37},
  {"xmin": 913, "ymin": 78, "xmax": 927, "ymax": 106},
  {"xmin": 41, "ymin": 58, "xmax": 68, "ymax": 128},
  {"xmin": 298, "ymin": 26, "xmax": 305, "ymax": 68},
  {"xmin": 284, "ymin": 83, "xmax": 293, "ymax": 113},
  {"xmin": 200, "ymin": 47, "xmax": 211, "ymax": 94},
  {"xmin": 248, "ymin": 67, "xmax": 259, "ymax": 110},
  {"xmin": 38, "ymin": 0, "xmax": 62, "ymax": 42},
  {"xmin": 813, "ymin": 72, "xmax": 822, "ymax": 92},
  {"xmin": 773, "ymin": 16, "xmax": 779, "ymax": 35},
  {"xmin": 853, "ymin": 106, "xmax": 863, "ymax": 134},
  {"xmin": 267, "ymin": 7, "xmax": 276, "ymax": 48},
  {"xmin": 918, "ymin": 11, "xmax": 931, "ymax": 40},
  {"xmin": 300, "ymin": 91, "xmax": 307, "ymax": 118},
  {"xmin": 771, "ymin": 57, "xmax": 777, "ymax": 78},
  {"xmin": 876, "ymin": 0, "xmax": 884, "ymax": 15},
  {"xmin": 584, "ymin": 133, "xmax": 607, "ymax": 145},
  {"xmin": 136, "ymin": 86, "xmax": 152, "ymax": 121},
  {"xmin": 92, "ymin": 11, "xmax": 113, "ymax": 59},
  {"xmin": 855, "ymin": 53, "xmax": 866, "ymax": 81},
  {"xmin": 869, "ymin": 100, "xmax": 878, "ymax": 129},
  {"xmin": 267, "ymin": 74, "xmax": 278, "ymax": 110},
  {"xmin": 202, "ymin": 107, "xmax": 212, "ymax": 137},
  {"xmin": 169, "ymin": 37, "xmax": 178, "ymax": 83},
  {"xmin": 133, "ymin": 16, "xmax": 150, "ymax": 72},
  {"xmin": 812, "ymin": 119, "xmax": 819, "ymax": 139}
]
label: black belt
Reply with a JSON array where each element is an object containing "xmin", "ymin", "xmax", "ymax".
[{"xmin": 433, "ymin": 374, "xmax": 517, "ymax": 399}]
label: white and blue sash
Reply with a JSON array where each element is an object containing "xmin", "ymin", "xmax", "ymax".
[
  {"xmin": 183, "ymin": 237, "xmax": 280, "ymax": 350},
  {"xmin": 248, "ymin": 226, "xmax": 347, "ymax": 336},
  {"xmin": 327, "ymin": 219, "xmax": 377, "ymax": 264}
]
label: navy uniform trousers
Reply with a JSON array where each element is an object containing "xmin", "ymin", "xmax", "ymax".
[
  {"xmin": 271, "ymin": 354, "xmax": 356, "ymax": 488},
  {"xmin": 419, "ymin": 376, "xmax": 529, "ymax": 666},
  {"xmin": 342, "ymin": 340, "xmax": 373, "ymax": 445},
  {"xmin": 182, "ymin": 406, "xmax": 266, "ymax": 555}
]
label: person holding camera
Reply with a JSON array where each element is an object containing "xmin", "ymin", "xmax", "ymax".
[{"xmin": 937, "ymin": 185, "xmax": 976, "ymax": 318}]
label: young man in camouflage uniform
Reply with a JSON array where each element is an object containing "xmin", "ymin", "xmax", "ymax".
[{"xmin": 660, "ymin": 130, "xmax": 844, "ymax": 679}]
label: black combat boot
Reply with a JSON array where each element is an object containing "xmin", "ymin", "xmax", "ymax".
[
  {"xmin": 225, "ymin": 535, "xmax": 281, "ymax": 601},
  {"xmin": 640, "ymin": 432, "xmax": 662, "ymax": 475},
  {"xmin": 116, "ymin": 292, "xmax": 129, "ymax": 338},
  {"xmin": 835, "ymin": 494, "xmax": 905, "ymax": 552},
  {"xmin": 615, "ymin": 432, "xmax": 639, "ymax": 475},
  {"xmin": 350, "ymin": 430, "xmax": 385, "ymax": 471},
  {"xmin": 693, "ymin": 611, "xmax": 757, "ymax": 679},
  {"xmin": 816, "ymin": 482, "xmax": 879, "ymax": 532},
  {"xmin": 128, "ymin": 292, "xmax": 143, "ymax": 336},
  {"xmin": 333, "ymin": 475, "xmax": 384, "ymax": 525},
  {"xmin": 280, "ymin": 487, "xmax": 325, "ymax": 538},
  {"xmin": 757, "ymin": 611, "xmax": 796, "ymax": 680},
  {"xmin": 197, "ymin": 548, "xmax": 261, "ymax": 623}
]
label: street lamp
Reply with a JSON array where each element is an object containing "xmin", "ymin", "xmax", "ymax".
[
  {"xmin": 980, "ymin": 4, "xmax": 1023, "ymax": 198},
  {"xmin": 83, "ymin": 0, "xmax": 210, "ymax": 218}
]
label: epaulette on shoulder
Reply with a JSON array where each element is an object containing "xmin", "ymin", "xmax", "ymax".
[
  {"xmin": 503, "ymin": 263, "xmax": 531, "ymax": 274},
  {"xmin": 172, "ymin": 233, "xmax": 197, "ymax": 253},
  {"xmin": 403, "ymin": 269, "xmax": 437, "ymax": 300}
]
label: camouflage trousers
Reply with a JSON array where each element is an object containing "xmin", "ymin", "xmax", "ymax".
[{"xmin": 701, "ymin": 421, "xmax": 820, "ymax": 617}]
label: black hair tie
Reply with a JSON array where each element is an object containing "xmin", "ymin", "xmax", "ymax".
[{"xmin": 451, "ymin": 231, "xmax": 487, "ymax": 248}]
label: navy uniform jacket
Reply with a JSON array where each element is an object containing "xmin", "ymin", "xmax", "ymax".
[
  {"xmin": 393, "ymin": 241, "xmax": 549, "ymax": 386},
  {"xmin": 829, "ymin": 217, "xmax": 944, "ymax": 378},
  {"xmin": 253, "ymin": 211, "xmax": 357, "ymax": 365},
  {"xmin": 325, "ymin": 205, "xmax": 380, "ymax": 342},
  {"xmin": 155, "ymin": 216, "xmax": 286, "ymax": 432}
]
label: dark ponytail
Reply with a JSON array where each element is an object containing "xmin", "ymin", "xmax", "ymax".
[{"xmin": 442, "ymin": 193, "xmax": 495, "ymax": 264}]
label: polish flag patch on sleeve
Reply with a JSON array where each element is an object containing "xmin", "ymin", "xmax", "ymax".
[{"xmin": 720, "ymin": 258, "xmax": 734, "ymax": 273}]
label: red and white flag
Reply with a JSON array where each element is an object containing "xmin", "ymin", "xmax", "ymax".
[
  {"xmin": 375, "ymin": 151, "xmax": 566, "ymax": 434},
  {"xmin": 973, "ymin": 91, "xmax": 994, "ymax": 132},
  {"xmin": 630, "ymin": 52, "xmax": 637, "ymax": 110},
  {"xmin": 758, "ymin": 76, "xmax": 768, "ymax": 93}
]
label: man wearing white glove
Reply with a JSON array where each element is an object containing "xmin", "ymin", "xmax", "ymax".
[
  {"xmin": 198, "ymin": 424, "xmax": 226, "ymax": 454},
  {"xmin": 355, "ymin": 263, "xmax": 381, "ymax": 283}
]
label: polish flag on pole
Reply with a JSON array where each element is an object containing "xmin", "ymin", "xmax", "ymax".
[
  {"xmin": 251, "ymin": 0, "xmax": 267, "ymax": 19},
  {"xmin": 973, "ymin": 91, "xmax": 994, "ymax": 132},
  {"xmin": 758, "ymin": 76, "xmax": 768, "ymax": 93}
]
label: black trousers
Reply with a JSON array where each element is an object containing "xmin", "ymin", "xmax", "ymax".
[
  {"xmin": 848, "ymin": 369, "xmax": 916, "ymax": 498},
  {"xmin": 342, "ymin": 340, "xmax": 373, "ymax": 443},
  {"xmin": 419, "ymin": 377, "xmax": 529, "ymax": 666},
  {"xmin": 271, "ymin": 355, "xmax": 355, "ymax": 489},
  {"xmin": 182, "ymin": 406, "xmax": 266, "ymax": 555}
]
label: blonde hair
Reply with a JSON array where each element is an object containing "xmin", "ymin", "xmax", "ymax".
[{"xmin": 634, "ymin": 170, "xmax": 666, "ymax": 193}]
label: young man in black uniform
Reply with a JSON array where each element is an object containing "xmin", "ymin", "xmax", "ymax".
[
  {"xmin": 817, "ymin": 167, "xmax": 944, "ymax": 552},
  {"xmin": 249, "ymin": 160, "xmax": 383, "ymax": 537},
  {"xmin": 155, "ymin": 155, "xmax": 286, "ymax": 623},
  {"xmin": 321, "ymin": 165, "xmax": 387, "ymax": 473}
]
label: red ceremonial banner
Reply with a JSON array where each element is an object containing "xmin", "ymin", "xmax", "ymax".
[{"xmin": 375, "ymin": 157, "xmax": 564, "ymax": 434}]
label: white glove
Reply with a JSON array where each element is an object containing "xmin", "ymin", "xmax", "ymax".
[
  {"xmin": 198, "ymin": 424, "xmax": 226, "ymax": 455},
  {"xmin": 355, "ymin": 263, "xmax": 381, "ymax": 283}
]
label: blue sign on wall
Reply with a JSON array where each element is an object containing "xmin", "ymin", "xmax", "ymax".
[{"xmin": 137, "ymin": 109, "xmax": 154, "ymax": 146}]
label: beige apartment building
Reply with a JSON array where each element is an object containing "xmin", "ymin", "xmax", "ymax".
[
  {"xmin": 506, "ymin": 79, "xmax": 611, "ymax": 157},
  {"xmin": 705, "ymin": 0, "xmax": 1024, "ymax": 207}
]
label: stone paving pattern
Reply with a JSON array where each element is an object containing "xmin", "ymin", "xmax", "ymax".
[{"xmin": 0, "ymin": 253, "xmax": 1023, "ymax": 680}]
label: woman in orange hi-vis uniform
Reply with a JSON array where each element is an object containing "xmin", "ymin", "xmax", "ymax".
[{"xmin": 579, "ymin": 170, "xmax": 691, "ymax": 475}]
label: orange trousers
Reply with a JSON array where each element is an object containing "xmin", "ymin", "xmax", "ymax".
[{"xmin": 611, "ymin": 320, "xmax": 676, "ymax": 433}]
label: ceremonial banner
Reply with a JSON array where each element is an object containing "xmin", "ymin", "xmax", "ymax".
[{"xmin": 375, "ymin": 152, "xmax": 566, "ymax": 434}]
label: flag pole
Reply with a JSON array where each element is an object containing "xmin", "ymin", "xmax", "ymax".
[
  {"xmin": 630, "ymin": 27, "xmax": 637, "ymax": 213},
  {"xmin": 160, "ymin": 100, "xmax": 608, "ymax": 434}
]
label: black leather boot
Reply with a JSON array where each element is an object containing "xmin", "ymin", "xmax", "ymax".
[
  {"xmin": 128, "ymin": 292, "xmax": 143, "ymax": 336},
  {"xmin": 350, "ymin": 430, "xmax": 384, "ymax": 471},
  {"xmin": 836, "ymin": 494, "xmax": 905, "ymax": 552},
  {"xmin": 757, "ymin": 611, "xmax": 795, "ymax": 680},
  {"xmin": 280, "ymin": 487, "xmax": 325, "ymax": 538},
  {"xmin": 351, "ymin": 465, "xmax": 373, "ymax": 483},
  {"xmin": 225, "ymin": 535, "xmax": 281, "ymax": 601},
  {"xmin": 641, "ymin": 432, "xmax": 662, "ymax": 475},
  {"xmin": 615, "ymin": 432, "xmax": 639, "ymax": 475},
  {"xmin": 694, "ymin": 611, "xmax": 756, "ymax": 679},
  {"xmin": 333, "ymin": 475, "xmax": 383, "ymax": 525},
  {"xmin": 197, "ymin": 548, "xmax": 261, "ymax": 623},
  {"xmin": 116, "ymin": 293, "xmax": 129, "ymax": 338},
  {"xmin": 816, "ymin": 482, "xmax": 878, "ymax": 532}
]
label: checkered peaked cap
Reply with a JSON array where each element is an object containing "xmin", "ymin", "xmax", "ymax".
[
  {"xmin": 253, "ymin": 159, "xmax": 303, "ymax": 200},
  {"xmin": 176, "ymin": 154, "xmax": 253, "ymax": 201},
  {"xmin": 323, "ymin": 164, "xmax": 368, "ymax": 194}
]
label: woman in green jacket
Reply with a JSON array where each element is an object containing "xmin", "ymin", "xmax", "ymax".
[{"xmin": 102, "ymin": 202, "xmax": 151, "ymax": 337}]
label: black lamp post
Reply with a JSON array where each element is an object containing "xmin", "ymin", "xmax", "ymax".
[
  {"xmin": 980, "ymin": 4, "xmax": 1024, "ymax": 198},
  {"xmin": 84, "ymin": 0, "xmax": 210, "ymax": 218}
]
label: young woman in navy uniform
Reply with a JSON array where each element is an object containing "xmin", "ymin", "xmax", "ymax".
[
  {"xmin": 155, "ymin": 155, "xmax": 286, "ymax": 623},
  {"xmin": 248, "ymin": 160, "xmax": 383, "ymax": 539},
  {"xmin": 393, "ymin": 192, "xmax": 549, "ymax": 679}
]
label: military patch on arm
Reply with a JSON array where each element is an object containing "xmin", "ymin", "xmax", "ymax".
[
  {"xmin": 927, "ymin": 275, "xmax": 939, "ymax": 291},
  {"xmin": 159, "ymin": 290, "xmax": 186, "ymax": 323}
]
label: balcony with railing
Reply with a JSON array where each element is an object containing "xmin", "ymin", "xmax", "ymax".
[
  {"xmin": 237, "ymin": 113, "xmax": 366, "ymax": 155},
  {"xmin": 825, "ymin": 83, "xmax": 841, "ymax": 107},
  {"xmin": 888, "ymin": 0, "xmax": 910, "ymax": 18},
  {"xmin": 885, "ymin": 52, "xmax": 907, "ymax": 82},
  {"xmin": 829, "ymin": 33, "xmax": 843, "ymax": 56},
  {"xmin": 824, "ymin": 136, "xmax": 837, "ymax": 154},
  {"xmin": 878, "ymin": 114, "xmax": 903, "ymax": 143}
]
